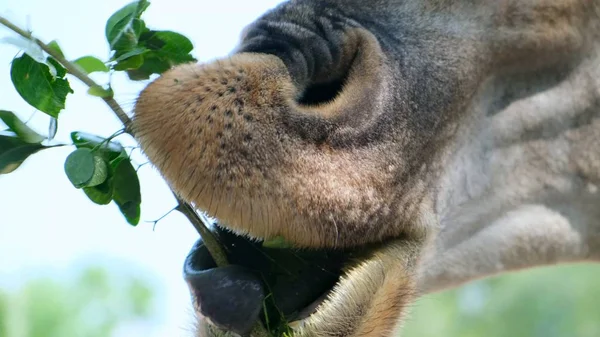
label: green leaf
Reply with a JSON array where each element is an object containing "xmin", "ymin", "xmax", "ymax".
[
  {"xmin": 10, "ymin": 54, "xmax": 74, "ymax": 118},
  {"xmin": 64, "ymin": 148, "xmax": 95, "ymax": 188},
  {"xmin": 83, "ymin": 177, "xmax": 114, "ymax": 205},
  {"xmin": 113, "ymin": 47, "xmax": 147, "ymax": 62},
  {"xmin": 0, "ymin": 133, "xmax": 25, "ymax": 150},
  {"xmin": 0, "ymin": 135, "xmax": 46, "ymax": 174},
  {"xmin": 104, "ymin": 1, "xmax": 195, "ymax": 79},
  {"xmin": 105, "ymin": 0, "xmax": 150, "ymax": 52},
  {"xmin": 89, "ymin": 155, "xmax": 109, "ymax": 186},
  {"xmin": 125, "ymin": 54, "xmax": 169, "ymax": 80},
  {"xmin": 112, "ymin": 158, "xmax": 141, "ymax": 204},
  {"xmin": 0, "ymin": 110, "xmax": 45, "ymax": 143},
  {"xmin": 72, "ymin": 56, "xmax": 109, "ymax": 74},
  {"xmin": 71, "ymin": 131, "xmax": 122, "ymax": 151},
  {"xmin": 68, "ymin": 132, "xmax": 129, "ymax": 208},
  {"xmin": 109, "ymin": 150, "xmax": 130, "ymax": 169},
  {"xmin": 112, "ymin": 159, "xmax": 141, "ymax": 225},
  {"xmin": 47, "ymin": 40, "xmax": 65, "ymax": 58},
  {"xmin": 64, "ymin": 148, "xmax": 107, "ymax": 188},
  {"xmin": 114, "ymin": 54, "xmax": 144, "ymax": 71},
  {"xmin": 117, "ymin": 201, "xmax": 141, "ymax": 226},
  {"xmin": 262, "ymin": 236, "xmax": 293, "ymax": 249},
  {"xmin": 46, "ymin": 57, "xmax": 67, "ymax": 78},
  {"xmin": 87, "ymin": 86, "xmax": 114, "ymax": 98},
  {"xmin": 70, "ymin": 131, "xmax": 124, "ymax": 161},
  {"xmin": 124, "ymin": 30, "xmax": 196, "ymax": 80},
  {"xmin": 145, "ymin": 31, "xmax": 195, "ymax": 61}
]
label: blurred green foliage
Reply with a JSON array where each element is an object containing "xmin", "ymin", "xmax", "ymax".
[
  {"xmin": 1, "ymin": 263, "xmax": 598, "ymax": 337},
  {"xmin": 404, "ymin": 264, "xmax": 600, "ymax": 337},
  {"xmin": 0, "ymin": 266, "xmax": 155, "ymax": 337}
]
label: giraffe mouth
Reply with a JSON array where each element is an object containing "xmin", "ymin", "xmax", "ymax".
[{"xmin": 183, "ymin": 223, "xmax": 356, "ymax": 335}]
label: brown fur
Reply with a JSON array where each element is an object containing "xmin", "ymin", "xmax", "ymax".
[
  {"xmin": 134, "ymin": 0, "xmax": 600, "ymax": 336},
  {"xmin": 135, "ymin": 31, "xmax": 432, "ymax": 248}
]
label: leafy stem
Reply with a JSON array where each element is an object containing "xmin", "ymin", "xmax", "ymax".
[
  {"xmin": 0, "ymin": 15, "xmax": 131, "ymax": 132},
  {"xmin": 0, "ymin": 16, "xmax": 231, "ymax": 271}
]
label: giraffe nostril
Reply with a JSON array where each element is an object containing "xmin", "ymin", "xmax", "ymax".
[{"xmin": 297, "ymin": 76, "xmax": 348, "ymax": 106}]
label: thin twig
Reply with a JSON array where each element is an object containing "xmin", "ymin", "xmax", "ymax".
[{"xmin": 174, "ymin": 194, "xmax": 229, "ymax": 267}]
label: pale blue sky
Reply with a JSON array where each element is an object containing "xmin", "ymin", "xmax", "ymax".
[{"xmin": 0, "ymin": 0, "xmax": 283, "ymax": 336}]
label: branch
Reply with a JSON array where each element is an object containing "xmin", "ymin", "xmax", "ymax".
[
  {"xmin": 0, "ymin": 15, "xmax": 132, "ymax": 131},
  {"xmin": 0, "ymin": 16, "xmax": 230, "ymax": 268},
  {"xmin": 0, "ymin": 16, "xmax": 272, "ymax": 337},
  {"xmin": 174, "ymin": 194, "xmax": 229, "ymax": 267}
]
